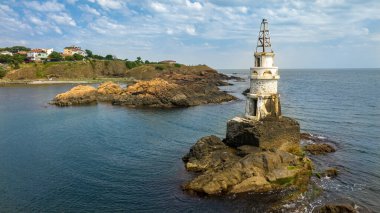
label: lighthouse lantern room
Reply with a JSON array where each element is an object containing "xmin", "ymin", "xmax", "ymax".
[{"xmin": 245, "ymin": 19, "xmax": 281, "ymax": 120}]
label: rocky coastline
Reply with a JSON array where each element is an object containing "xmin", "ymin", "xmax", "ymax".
[
  {"xmin": 50, "ymin": 65, "xmax": 239, "ymax": 108},
  {"xmin": 182, "ymin": 116, "xmax": 312, "ymax": 197},
  {"xmin": 181, "ymin": 116, "xmax": 362, "ymax": 212}
]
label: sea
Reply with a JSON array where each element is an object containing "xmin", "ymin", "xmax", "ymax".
[{"xmin": 0, "ymin": 68, "xmax": 379, "ymax": 212}]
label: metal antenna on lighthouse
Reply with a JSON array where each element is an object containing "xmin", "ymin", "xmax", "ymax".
[{"xmin": 256, "ymin": 19, "xmax": 272, "ymax": 53}]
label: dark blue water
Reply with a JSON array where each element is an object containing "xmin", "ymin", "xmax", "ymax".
[{"xmin": 0, "ymin": 69, "xmax": 379, "ymax": 212}]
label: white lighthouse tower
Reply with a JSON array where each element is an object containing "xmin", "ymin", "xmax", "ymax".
[{"xmin": 245, "ymin": 19, "xmax": 281, "ymax": 120}]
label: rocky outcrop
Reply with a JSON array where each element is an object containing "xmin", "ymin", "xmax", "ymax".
[
  {"xmin": 51, "ymin": 65, "xmax": 236, "ymax": 108},
  {"xmin": 51, "ymin": 85, "xmax": 97, "ymax": 106},
  {"xmin": 322, "ymin": 167, "xmax": 339, "ymax": 178},
  {"xmin": 224, "ymin": 116, "xmax": 302, "ymax": 155},
  {"xmin": 304, "ymin": 143, "xmax": 336, "ymax": 155},
  {"xmin": 301, "ymin": 133, "xmax": 336, "ymax": 155},
  {"xmin": 313, "ymin": 202, "xmax": 357, "ymax": 213},
  {"xmin": 97, "ymin": 81, "xmax": 123, "ymax": 102},
  {"xmin": 114, "ymin": 78, "xmax": 235, "ymax": 107},
  {"xmin": 182, "ymin": 117, "xmax": 312, "ymax": 196}
]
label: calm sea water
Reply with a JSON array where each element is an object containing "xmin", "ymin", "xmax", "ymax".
[{"xmin": 0, "ymin": 69, "xmax": 379, "ymax": 212}]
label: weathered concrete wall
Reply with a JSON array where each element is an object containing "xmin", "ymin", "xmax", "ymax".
[
  {"xmin": 245, "ymin": 94, "xmax": 281, "ymax": 120},
  {"xmin": 250, "ymin": 79, "xmax": 277, "ymax": 94},
  {"xmin": 251, "ymin": 67, "xmax": 278, "ymax": 77}
]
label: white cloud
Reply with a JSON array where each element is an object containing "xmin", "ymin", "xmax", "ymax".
[
  {"xmin": 186, "ymin": 0, "xmax": 202, "ymax": 10},
  {"xmin": 185, "ymin": 25, "xmax": 196, "ymax": 35},
  {"xmin": 66, "ymin": 0, "xmax": 77, "ymax": 4},
  {"xmin": 151, "ymin": 2, "xmax": 168, "ymax": 13},
  {"xmin": 54, "ymin": 26, "xmax": 63, "ymax": 34},
  {"xmin": 89, "ymin": 16, "xmax": 126, "ymax": 34},
  {"xmin": 24, "ymin": 0, "xmax": 65, "ymax": 12},
  {"xmin": 95, "ymin": 0, "xmax": 124, "ymax": 10},
  {"xmin": 50, "ymin": 13, "xmax": 76, "ymax": 26},
  {"xmin": 30, "ymin": 16, "xmax": 45, "ymax": 26},
  {"xmin": 79, "ymin": 4, "xmax": 101, "ymax": 16},
  {"xmin": 315, "ymin": 0, "xmax": 345, "ymax": 7},
  {"xmin": 166, "ymin": 28, "xmax": 174, "ymax": 35},
  {"xmin": 238, "ymin": 6, "xmax": 248, "ymax": 14},
  {"xmin": 0, "ymin": 5, "xmax": 13, "ymax": 13}
]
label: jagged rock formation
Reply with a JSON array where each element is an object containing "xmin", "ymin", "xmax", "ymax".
[
  {"xmin": 51, "ymin": 78, "xmax": 235, "ymax": 108},
  {"xmin": 182, "ymin": 117, "xmax": 312, "ymax": 195},
  {"xmin": 52, "ymin": 85, "xmax": 98, "ymax": 106},
  {"xmin": 304, "ymin": 143, "xmax": 336, "ymax": 155},
  {"xmin": 313, "ymin": 202, "xmax": 357, "ymax": 213},
  {"xmin": 50, "ymin": 65, "xmax": 238, "ymax": 107}
]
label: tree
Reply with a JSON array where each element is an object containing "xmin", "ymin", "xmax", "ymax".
[
  {"xmin": 126, "ymin": 61, "xmax": 137, "ymax": 69},
  {"xmin": 13, "ymin": 54, "xmax": 26, "ymax": 63},
  {"xmin": 136, "ymin": 56, "xmax": 143, "ymax": 64},
  {"xmin": 48, "ymin": 51, "xmax": 63, "ymax": 61},
  {"xmin": 65, "ymin": 55, "xmax": 74, "ymax": 61},
  {"xmin": 0, "ymin": 55, "xmax": 12, "ymax": 63},
  {"xmin": 0, "ymin": 46, "xmax": 30, "ymax": 53},
  {"xmin": 92, "ymin": 54, "xmax": 104, "ymax": 60},
  {"xmin": 73, "ymin": 53, "xmax": 84, "ymax": 61},
  {"xmin": 144, "ymin": 60, "xmax": 150, "ymax": 64},
  {"xmin": 85, "ymin": 49, "xmax": 93, "ymax": 58},
  {"xmin": 105, "ymin": 54, "xmax": 113, "ymax": 60}
]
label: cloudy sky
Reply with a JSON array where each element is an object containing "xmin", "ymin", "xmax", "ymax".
[{"xmin": 0, "ymin": 0, "xmax": 379, "ymax": 68}]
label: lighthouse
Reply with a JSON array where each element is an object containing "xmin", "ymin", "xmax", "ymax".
[{"xmin": 245, "ymin": 19, "xmax": 281, "ymax": 120}]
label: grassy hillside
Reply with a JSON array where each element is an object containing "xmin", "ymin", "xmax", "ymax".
[
  {"xmin": 3, "ymin": 60, "xmax": 215, "ymax": 82},
  {"xmin": 5, "ymin": 60, "xmax": 127, "ymax": 80}
]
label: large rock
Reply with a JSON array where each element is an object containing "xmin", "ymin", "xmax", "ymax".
[
  {"xmin": 182, "ymin": 135, "xmax": 312, "ymax": 195},
  {"xmin": 51, "ymin": 85, "xmax": 97, "ymax": 106},
  {"xmin": 313, "ymin": 202, "xmax": 357, "ymax": 213},
  {"xmin": 224, "ymin": 116, "xmax": 301, "ymax": 154},
  {"xmin": 52, "ymin": 77, "xmax": 235, "ymax": 108},
  {"xmin": 114, "ymin": 78, "xmax": 235, "ymax": 107},
  {"xmin": 304, "ymin": 143, "xmax": 336, "ymax": 155},
  {"xmin": 97, "ymin": 81, "xmax": 123, "ymax": 102},
  {"xmin": 182, "ymin": 135, "xmax": 238, "ymax": 172}
]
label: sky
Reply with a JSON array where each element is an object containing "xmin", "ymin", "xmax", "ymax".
[{"xmin": 0, "ymin": 0, "xmax": 379, "ymax": 69}]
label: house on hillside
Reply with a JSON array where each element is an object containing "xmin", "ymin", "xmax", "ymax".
[
  {"xmin": 63, "ymin": 46, "xmax": 87, "ymax": 57},
  {"xmin": 27, "ymin": 48, "xmax": 53, "ymax": 61},
  {"xmin": 159, "ymin": 60, "xmax": 176, "ymax": 64},
  {"xmin": 0, "ymin": 51, "xmax": 13, "ymax": 56},
  {"xmin": 16, "ymin": 51, "xmax": 28, "ymax": 55}
]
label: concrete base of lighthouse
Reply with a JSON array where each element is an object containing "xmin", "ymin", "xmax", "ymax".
[{"xmin": 245, "ymin": 93, "xmax": 282, "ymax": 120}]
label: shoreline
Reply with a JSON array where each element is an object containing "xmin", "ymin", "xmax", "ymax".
[{"xmin": 0, "ymin": 78, "xmax": 135, "ymax": 85}]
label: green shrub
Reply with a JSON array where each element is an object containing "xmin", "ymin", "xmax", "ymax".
[
  {"xmin": 155, "ymin": 66, "xmax": 164, "ymax": 71},
  {"xmin": 36, "ymin": 68, "xmax": 45, "ymax": 78},
  {"xmin": 126, "ymin": 61, "xmax": 138, "ymax": 69},
  {"xmin": 0, "ymin": 66, "xmax": 7, "ymax": 78},
  {"xmin": 174, "ymin": 63, "xmax": 181, "ymax": 68}
]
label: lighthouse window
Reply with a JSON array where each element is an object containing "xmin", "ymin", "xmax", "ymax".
[
  {"xmin": 253, "ymin": 99, "xmax": 257, "ymax": 116},
  {"xmin": 256, "ymin": 58, "xmax": 261, "ymax": 67},
  {"xmin": 263, "ymin": 70, "xmax": 272, "ymax": 76}
]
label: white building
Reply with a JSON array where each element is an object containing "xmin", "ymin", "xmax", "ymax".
[
  {"xmin": 27, "ymin": 48, "xmax": 53, "ymax": 61},
  {"xmin": 0, "ymin": 51, "xmax": 13, "ymax": 56},
  {"xmin": 245, "ymin": 19, "xmax": 281, "ymax": 120},
  {"xmin": 63, "ymin": 46, "xmax": 87, "ymax": 57}
]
